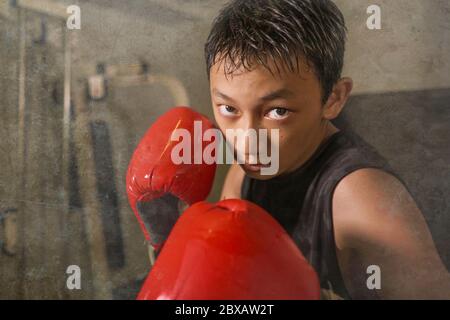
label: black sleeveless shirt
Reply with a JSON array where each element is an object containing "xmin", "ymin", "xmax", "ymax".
[{"xmin": 241, "ymin": 129, "xmax": 400, "ymax": 299}]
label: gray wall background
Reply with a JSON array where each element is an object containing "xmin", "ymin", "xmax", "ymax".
[{"xmin": 0, "ymin": 0, "xmax": 448, "ymax": 299}]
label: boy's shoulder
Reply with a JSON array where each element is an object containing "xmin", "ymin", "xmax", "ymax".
[{"xmin": 331, "ymin": 158, "xmax": 413, "ymax": 250}]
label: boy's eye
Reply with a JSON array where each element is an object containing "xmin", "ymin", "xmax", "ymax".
[
  {"xmin": 266, "ymin": 107, "xmax": 290, "ymax": 120},
  {"xmin": 218, "ymin": 105, "xmax": 239, "ymax": 117}
]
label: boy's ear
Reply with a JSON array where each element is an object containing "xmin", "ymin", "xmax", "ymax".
[{"xmin": 322, "ymin": 77, "xmax": 353, "ymax": 120}]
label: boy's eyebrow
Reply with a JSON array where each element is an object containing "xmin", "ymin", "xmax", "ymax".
[
  {"xmin": 260, "ymin": 88, "xmax": 295, "ymax": 101},
  {"xmin": 212, "ymin": 88, "xmax": 294, "ymax": 103},
  {"xmin": 212, "ymin": 89, "xmax": 237, "ymax": 104}
]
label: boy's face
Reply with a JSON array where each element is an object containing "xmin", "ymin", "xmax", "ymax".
[{"xmin": 209, "ymin": 58, "xmax": 335, "ymax": 180}]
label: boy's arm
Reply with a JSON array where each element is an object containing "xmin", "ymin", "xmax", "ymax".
[
  {"xmin": 220, "ymin": 163, "xmax": 246, "ymax": 200},
  {"xmin": 332, "ymin": 168, "xmax": 450, "ymax": 299}
]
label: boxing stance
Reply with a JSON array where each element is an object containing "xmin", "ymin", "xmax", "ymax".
[
  {"xmin": 126, "ymin": 107, "xmax": 320, "ymax": 299},
  {"xmin": 128, "ymin": 0, "xmax": 450, "ymax": 299}
]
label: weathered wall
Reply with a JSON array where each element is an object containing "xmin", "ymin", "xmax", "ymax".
[{"xmin": 0, "ymin": 0, "xmax": 448, "ymax": 299}]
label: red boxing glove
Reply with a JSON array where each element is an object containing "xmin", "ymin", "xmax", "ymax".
[
  {"xmin": 126, "ymin": 107, "xmax": 217, "ymax": 250},
  {"xmin": 138, "ymin": 199, "xmax": 321, "ymax": 300}
]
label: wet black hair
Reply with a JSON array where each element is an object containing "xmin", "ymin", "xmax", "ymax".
[{"xmin": 205, "ymin": 0, "xmax": 347, "ymax": 104}]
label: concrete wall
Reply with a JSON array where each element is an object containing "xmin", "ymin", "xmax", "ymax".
[{"xmin": 338, "ymin": 0, "xmax": 450, "ymax": 94}]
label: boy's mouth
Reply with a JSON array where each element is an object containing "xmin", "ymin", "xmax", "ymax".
[{"xmin": 242, "ymin": 162, "xmax": 272, "ymax": 173}]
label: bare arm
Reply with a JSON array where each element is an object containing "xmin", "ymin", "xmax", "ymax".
[
  {"xmin": 333, "ymin": 168, "xmax": 450, "ymax": 299},
  {"xmin": 220, "ymin": 163, "xmax": 245, "ymax": 200}
]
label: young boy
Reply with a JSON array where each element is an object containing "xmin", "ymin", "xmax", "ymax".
[{"xmin": 204, "ymin": 0, "xmax": 450, "ymax": 299}]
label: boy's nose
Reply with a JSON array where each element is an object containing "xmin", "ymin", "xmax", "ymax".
[{"xmin": 240, "ymin": 112, "xmax": 261, "ymax": 131}]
